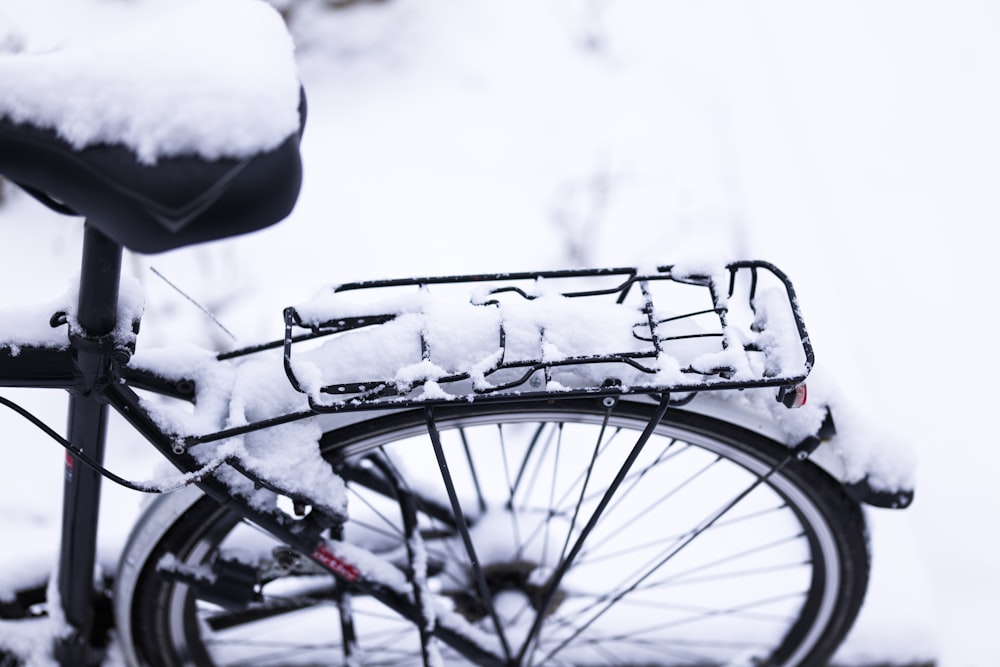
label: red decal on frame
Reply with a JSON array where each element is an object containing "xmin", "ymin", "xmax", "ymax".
[{"xmin": 312, "ymin": 543, "xmax": 360, "ymax": 582}]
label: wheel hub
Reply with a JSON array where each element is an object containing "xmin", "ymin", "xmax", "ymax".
[{"xmin": 446, "ymin": 560, "xmax": 566, "ymax": 623}]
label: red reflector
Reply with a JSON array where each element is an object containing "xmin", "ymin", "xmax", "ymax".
[
  {"xmin": 781, "ymin": 384, "xmax": 808, "ymax": 409},
  {"xmin": 791, "ymin": 384, "xmax": 807, "ymax": 408}
]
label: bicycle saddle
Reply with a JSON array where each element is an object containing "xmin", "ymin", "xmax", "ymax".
[
  {"xmin": 0, "ymin": 102, "xmax": 305, "ymax": 254},
  {"xmin": 0, "ymin": 0, "xmax": 304, "ymax": 254}
]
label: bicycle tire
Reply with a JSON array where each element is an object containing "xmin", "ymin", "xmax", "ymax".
[{"xmin": 117, "ymin": 398, "xmax": 869, "ymax": 666}]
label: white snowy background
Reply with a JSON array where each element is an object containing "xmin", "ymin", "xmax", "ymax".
[{"xmin": 1, "ymin": 0, "xmax": 998, "ymax": 665}]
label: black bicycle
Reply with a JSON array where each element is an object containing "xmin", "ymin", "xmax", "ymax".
[{"xmin": 0, "ymin": 3, "xmax": 910, "ymax": 666}]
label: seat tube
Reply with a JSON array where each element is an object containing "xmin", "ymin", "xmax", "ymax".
[{"xmin": 55, "ymin": 224, "xmax": 123, "ymax": 666}]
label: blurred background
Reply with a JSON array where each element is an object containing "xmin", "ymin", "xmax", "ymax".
[{"xmin": 1, "ymin": 1, "xmax": 997, "ymax": 664}]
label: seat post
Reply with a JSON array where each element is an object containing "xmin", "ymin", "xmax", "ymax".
[
  {"xmin": 55, "ymin": 223, "xmax": 124, "ymax": 666},
  {"xmin": 74, "ymin": 223, "xmax": 124, "ymax": 335}
]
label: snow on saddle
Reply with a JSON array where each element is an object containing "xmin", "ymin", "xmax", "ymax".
[{"xmin": 0, "ymin": 0, "xmax": 304, "ymax": 253}]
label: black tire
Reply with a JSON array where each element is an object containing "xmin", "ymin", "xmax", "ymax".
[{"xmin": 122, "ymin": 399, "xmax": 868, "ymax": 666}]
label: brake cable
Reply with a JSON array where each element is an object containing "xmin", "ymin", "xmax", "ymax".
[{"xmin": 0, "ymin": 393, "xmax": 229, "ymax": 494}]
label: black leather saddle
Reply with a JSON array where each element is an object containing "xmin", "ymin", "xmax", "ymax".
[{"xmin": 0, "ymin": 93, "xmax": 305, "ymax": 254}]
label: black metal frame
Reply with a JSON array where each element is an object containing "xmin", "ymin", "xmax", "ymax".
[
  {"xmin": 0, "ymin": 226, "xmax": 819, "ymax": 666},
  {"xmin": 281, "ymin": 261, "xmax": 815, "ymax": 413},
  {"xmin": 0, "ymin": 225, "xmax": 558, "ymax": 666},
  {"xmin": 0, "ymin": 226, "xmax": 374, "ymax": 666}
]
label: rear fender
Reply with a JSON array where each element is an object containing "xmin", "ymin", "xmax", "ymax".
[{"xmin": 672, "ymin": 391, "xmax": 913, "ymax": 509}]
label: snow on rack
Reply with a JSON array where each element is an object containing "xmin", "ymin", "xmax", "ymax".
[{"xmin": 283, "ymin": 263, "xmax": 814, "ymax": 410}]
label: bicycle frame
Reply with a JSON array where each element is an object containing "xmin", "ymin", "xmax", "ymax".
[
  {"xmin": 0, "ymin": 227, "xmax": 333, "ymax": 663},
  {"xmin": 0, "ymin": 224, "xmax": 540, "ymax": 666},
  {"xmin": 0, "ymin": 225, "xmax": 194, "ymax": 664},
  {"xmin": 1, "ymin": 223, "xmax": 879, "ymax": 667}
]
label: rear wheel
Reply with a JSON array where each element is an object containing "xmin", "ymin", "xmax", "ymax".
[{"xmin": 118, "ymin": 398, "xmax": 869, "ymax": 666}]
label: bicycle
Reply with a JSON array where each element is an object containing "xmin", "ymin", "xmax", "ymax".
[{"xmin": 0, "ymin": 2, "xmax": 912, "ymax": 666}]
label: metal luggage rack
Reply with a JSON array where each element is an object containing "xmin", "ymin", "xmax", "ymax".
[{"xmin": 282, "ymin": 261, "xmax": 814, "ymax": 413}]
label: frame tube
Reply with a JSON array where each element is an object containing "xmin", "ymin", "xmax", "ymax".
[{"xmin": 55, "ymin": 225, "xmax": 123, "ymax": 666}]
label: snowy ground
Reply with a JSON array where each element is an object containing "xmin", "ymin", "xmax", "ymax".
[{"xmin": 1, "ymin": 1, "xmax": 999, "ymax": 665}]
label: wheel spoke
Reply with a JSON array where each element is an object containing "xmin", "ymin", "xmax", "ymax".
[
  {"xmin": 535, "ymin": 457, "xmax": 793, "ymax": 664},
  {"xmin": 425, "ymin": 407, "xmax": 513, "ymax": 661},
  {"xmin": 498, "ymin": 424, "xmax": 526, "ymax": 562},
  {"xmin": 572, "ymin": 453, "xmax": 723, "ymax": 559},
  {"xmin": 517, "ymin": 396, "xmax": 673, "ymax": 663},
  {"xmin": 126, "ymin": 400, "xmax": 866, "ymax": 667},
  {"xmin": 556, "ymin": 408, "xmax": 611, "ymax": 569},
  {"xmin": 578, "ymin": 502, "xmax": 791, "ymax": 565},
  {"xmin": 460, "ymin": 426, "xmax": 489, "ymax": 514},
  {"xmin": 507, "ymin": 422, "xmax": 546, "ymax": 501}
]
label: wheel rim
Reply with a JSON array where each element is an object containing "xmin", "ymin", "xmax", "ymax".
[{"xmin": 155, "ymin": 404, "xmax": 847, "ymax": 667}]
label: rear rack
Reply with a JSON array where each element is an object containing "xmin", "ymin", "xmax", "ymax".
[{"xmin": 282, "ymin": 261, "xmax": 813, "ymax": 413}]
